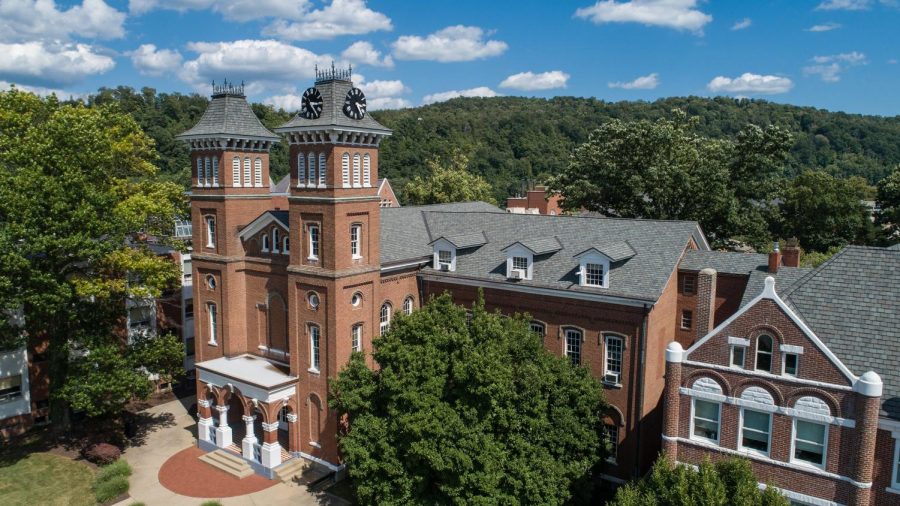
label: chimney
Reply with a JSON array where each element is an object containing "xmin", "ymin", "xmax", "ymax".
[
  {"xmin": 696, "ymin": 268, "xmax": 717, "ymax": 340},
  {"xmin": 782, "ymin": 238, "xmax": 801, "ymax": 268},
  {"xmin": 768, "ymin": 242, "xmax": 781, "ymax": 274}
]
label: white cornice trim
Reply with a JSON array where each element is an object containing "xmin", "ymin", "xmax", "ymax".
[
  {"xmin": 380, "ymin": 258, "xmax": 429, "ymax": 273},
  {"xmin": 238, "ymin": 212, "xmax": 289, "ymax": 242},
  {"xmin": 682, "ymin": 359, "xmax": 854, "ymax": 392},
  {"xmin": 679, "ymin": 386, "xmax": 856, "ymax": 427},
  {"xmin": 288, "ymin": 195, "xmax": 379, "ymax": 203}
]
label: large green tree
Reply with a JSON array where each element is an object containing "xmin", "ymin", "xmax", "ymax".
[
  {"xmin": 0, "ymin": 89, "xmax": 186, "ymax": 423},
  {"xmin": 876, "ymin": 165, "xmax": 900, "ymax": 242},
  {"xmin": 402, "ymin": 151, "xmax": 497, "ymax": 205},
  {"xmin": 547, "ymin": 112, "xmax": 791, "ymax": 248},
  {"xmin": 330, "ymin": 293, "xmax": 608, "ymax": 505},
  {"xmin": 610, "ymin": 456, "xmax": 788, "ymax": 506}
]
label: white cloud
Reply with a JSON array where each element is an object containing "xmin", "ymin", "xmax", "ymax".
[
  {"xmin": 262, "ymin": 0, "xmax": 392, "ymax": 41},
  {"xmin": 0, "ymin": 80, "xmax": 87, "ymax": 100},
  {"xmin": 499, "ymin": 71, "xmax": 569, "ymax": 91},
  {"xmin": 804, "ymin": 52, "xmax": 867, "ymax": 82},
  {"xmin": 806, "ymin": 22, "xmax": 842, "ymax": 31},
  {"xmin": 0, "ymin": 41, "xmax": 115, "ymax": 85},
  {"xmin": 0, "ymin": 0, "xmax": 126, "ymax": 42},
  {"xmin": 608, "ymin": 72, "xmax": 660, "ymax": 89},
  {"xmin": 392, "ymin": 25, "xmax": 508, "ymax": 62},
  {"xmin": 368, "ymin": 97, "xmax": 411, "ymax": 110},
  {"xmin": 574, "ymin": 0, "xmax": 712, "ymax": 34},
  {"xmin": 731, "ymin": 18, "xmax": 752, "ymax": 30},
  {"xmin": 422, "ymin": 86, "xmax": 499, "ymax": 104},
  {"xmin": 889, "ymin": 59, "xmax": 898, "ymax": 64},
  {"xmin": 341, "ymin": 41, "xmax": 393, "ymax": 68},
  {"xmin": 707, "ymin": 73, "xmax": 793, "ymax": 94},
  {"xmin": 129, "ymin": 44, "xmax": 183, "ymax": 76},
  {"xmin": 359, "ymin": 79, "xmax": 408, "ymax": 97},
  {"xmin": 179, "ymin": 39, "xmax": 331, "ymax": 92},
  {"xmin": 262, "ymin": 93, "xmax": 303, "ymax": 111},
  {"xmin": 129, "ymin": 0, "xmax": 309, "ymax": 21},
  {"xmin": 815, "ymin": 0, "xmax": 870, "ymax": 10}
]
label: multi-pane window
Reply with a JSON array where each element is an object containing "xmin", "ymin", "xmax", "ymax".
[
  {"xmin": 731, "ymin": 346, "xmax": 746, "ymax": 368},
  {"xmin": 363, "ymin": 153, "xmax": 371, "ymax": 187},
  {"xmin": 740, "ymin": 409, "xmax": 771, "ymax": 455},
  {"xmin": 308, "ymin": 225, "xmax": 320, "ymax": 259},
  {"xmin": 403, "ymin": 296, "xmax": 413, "ymax": 315},
  {"xmin": 438, "ymin": 250, "xmax": 452, "ymax": 269},
  {"xmin": 0, "ymin": 375, "xmax": 22, "ymax": 402},
  {"xmin": 309, "ymin": 325, "xmax": 320, "ymax": 370},
  {"xmin": 585, "ymin": 263, "xmax": 604, "ymax": 286},
  {"xmin": 529, "ymin": 321, "xmax": 545, "ymax": 338},
  {"xmin": 211, "ymin": 156, "xmax": 219, "ymax": 186},
  {"xmin": 756, "ymin": 335, "xmax": 773, "ymax": 372},
  {"xmin": 174, "ymin": 219, "xmax": 192, "ymax": 238},
  {"xmin": 184, "ymin": 298, "xmax": 194, "ymax": 319},
  {"xmin": 682, "ymin": 274, "xmax": 696, "ymax": 294},
  {"xmin": 692, "ymin": 399, "xmax": 720, "ymax": 443},
  {"xmin": 352, "ymin": 153, "xmax": 361, "ymax": 187},
  {"xmin": 243, "ymin": 157, "xmax": 251, "ymax": 187},
  {"xmin": 350, "ymin": 225, "xmax": 362, "ymax": 259},
  {"xmin": 512, "ymin": 256, "xmax": 528, "ymax": 272},
  {"xmin": 603, "ymin": 424, "xmax": 618, "ymax": 463},
  {"xmin": 233, "ymin": 157, "xmax": 241, "ymax": 187},
  {"xmin": 793, "ymin": 420, "xmax": 826, "ymax": 467},
  {"xmin": 205, "ymin": 217, "xmax": 216, "ymax": 248},
  {"xmin": 351, "ymin": 324, "xmax": 362, "ymax": 353},
  {"xmin": 565, "ymin": 328, "xmax": 582, "ymax": 366},
  {"xmin": 197, "ymin": 158, "xmax": 204, "ymax": 186},
  {"xmin": 128, "ymin": 305, "xmax": 154, "ymax": 336},
  {"xmin": 207, "ymin": 303, "xmax": 218, "ymax": 344},
  {"xmin": 254, "ymin": 158, "xmax": 262, "ymax": 187},
  {"xmin": 297, "ymin": 154, "xmax": 306, "ymax": 186},
  {"xmin": 182, "ymin": 258, "xmax": 192, "ymax": 281},
  {"xmin": 342, "ymin": 153, "xmax": 350, "ymax": 187},
  {"xmin": 380, "ymin": 303, "xmax": 392, "ymax": 336},
  {"xmin": 318, "ymin": 153, "xmax": 326, "ymax": 186},
  {"xmin": 784, "ymin": 353, "xmax": 799, "ymax": 376},
  {"xmin": 681, "ymin": 310, "xmax": 693, "ymax": 329},
  {"xmin": 604, "ymin": 335, "xmax": 624, "ymax": 379}
]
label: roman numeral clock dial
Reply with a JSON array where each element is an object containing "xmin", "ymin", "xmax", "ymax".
[
  {"xmin": 343, "ymin": 87, "xmax": 367, "ymax": 120},
  {"xmin": 300, "ymin": 87, "xmax": 323, "ymax": 119}
]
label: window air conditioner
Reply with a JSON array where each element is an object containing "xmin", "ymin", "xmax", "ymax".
[
  {"xmin": 510, "ymin": 269, "xmax": 524, "ymax": 280},
  {"xmin": 603, "ymin": 372, "xmax": 620, "ymax": 385},
  {"xmin": 440, "ymin": 263, "xmax": 450, "ymax": 272}
]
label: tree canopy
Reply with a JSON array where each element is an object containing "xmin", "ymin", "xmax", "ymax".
[
  {"xmin": 402, "ymin": 151, "xmax": 497, "ymax": 205},
  {"xmin": 330, "ymin": 293, "xmax": 608, "ymax": 505},
  {"xmin": 876, "ymin": 165, "xmax": 900, "ymax": 243}
]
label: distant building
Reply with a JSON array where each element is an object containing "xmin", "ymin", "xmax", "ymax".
[{"xmin": 506, "ymin": 185, "xmax": 562, "ymax": 215}]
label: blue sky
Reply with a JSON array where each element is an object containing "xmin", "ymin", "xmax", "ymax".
[{"xmin": 1, "ymin": 0, "xmax": 898, "ymax": 115}]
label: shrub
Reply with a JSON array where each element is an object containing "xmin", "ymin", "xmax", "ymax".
[
  {"xmin": 83, "ymin": 442, "xmax": 122, "ymax": 465},
  {"xmin": 97, "ymin": 459, "xmax": 132, "ymax": 482},
  {"xmin": 93, "ymin": 475, "xmax": 129, "ymax": 504},
  {"xmin": 200, "ymin": 502, "xmax": 222, "ymax": 506}
]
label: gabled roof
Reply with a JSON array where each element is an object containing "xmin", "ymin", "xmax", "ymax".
[
  {"xmin": 431, "ymin": 232, "xmax": 487, "ymax": 249},
  {"xmin": 270, "ymin": 175, "xmax": 291, "ymax": 194},
  {"xmin": 238, "ymin": 210, "xmax": 289, "ymax": 241},
  {"xmin": 680, "ymin": 250, "xmax": 769, "ymax": 275},
  {"xmin": 503, "ymin": 237, "xmax": 562, "ymax": 255},
  {"xmin": 275, "ymin": 79, "xmax": 392, "ymax": 134},
  {"xmin": 576, "ymin": 241, "xmax": 637, "ymax": 262},
  {"xmin": 176, "ymin": 92, "xmax": 279, "ymax": 141}
]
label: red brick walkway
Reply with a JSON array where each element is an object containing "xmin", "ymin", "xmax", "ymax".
[{"xmin": 158, "ymin": 446, "xmax": 278, "ymax": 498}]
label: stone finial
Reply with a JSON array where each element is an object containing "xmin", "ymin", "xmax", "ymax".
[{"xmin": 854, "ymin": 371, "xmax": 883, "ymax": 397}]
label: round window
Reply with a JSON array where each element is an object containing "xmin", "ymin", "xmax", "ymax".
[
  {"xmin": 206, "ymin": 275, "xmax": 216, "ymax": 290},
  {"xmin": 308, "ymin": 292, "xmax": 320, "ymax": 309},
  {"xmin": 351, "ymin": 292, "xmax": 362, "ymax": 307}
]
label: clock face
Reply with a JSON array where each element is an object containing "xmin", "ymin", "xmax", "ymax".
[
  {"xmin": 343, "ymin": 87, "xmax": 367, "ymax": 120},
  {"xmin": 300, "ymin": 87, "xmax": 323, "ymax": 119}
]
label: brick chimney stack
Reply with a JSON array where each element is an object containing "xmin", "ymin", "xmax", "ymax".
[
  {"xmin": 696, "ymin": 268, "xmax": 717, "ymax": 340},
  {"xmin": 768, "ymin": 242, "xmax": 782, "ymax": 274},
  {"xmin": 782, "ymin": 238, "xmax": 801, "ymax": 268}
]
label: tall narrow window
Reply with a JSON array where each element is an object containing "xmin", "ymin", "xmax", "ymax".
[
  {"xmin": 438, "ymin": 250, "xmax": 453, "ymax": 269},
  {"xmin": 205, "ymin": 216, "xmax": 216, "ymax": 248},
  {"xmin": 350, "ymin": 224, "xmax": 362, "ymax": 259},
  {"xmin": 318, "ymin": 153, "xmax": 326, "ymax": 186},
  {"xmin": 342, "ymin": 153, "xmax": 350, "ymax": 187},
  {"xmin": 681, "ymin": 310, "xmax": 693, "ymax": 330},
  {"xmin": 584, "ymin": 263, "xmax": 604, "ymax": 286},
  {"xmin": 283, "ymin": 236, "xmax": 289, "ymax": 254},
  {"xmin": 692, "ymin": 399, "xmax": 720, "ymax": 443},
  {"xmin": 308, "ymin": 153, "xmax": 316, "ymax": 186},
  {"xmin": 204, "ymin": 157, "xmax": 212, "ymax": 187},
  {"xmin": 232, "ymin": 157, "xmax": 241, "ymax": 187},
  {"xmin": 363, "ymin": 153, "xmax": 371, "ymax": 187},
  {"xmin": 756, "ymin": 335, "xmax": 773, "ymax": 372},
  {"xmin": 254, "ymin": 158, "xmax": 262, "ymax": 187},
  {"xmin": 272, "ymin": 229, "xmax": 280, "ymax": 253},
  {"xmin": 197, "ymin": 158, "xmax": 204, "ymax": 186},
  {"xmin": 309, "ymin": 325, "xmax": 320, "ymax": 371},
  {"xmin": 207, "ymin": 303, "xmax": 218, "ymax": 345},
  {"xmin": 352, "ymin": 153, "xmax": 361, "ymax": 187},
  {"xmin": 564, "ymin": 328, "xmax": 582, "ymax": 366},
  {"xmin": 682, "ymin": 275, "xmax": 696, "ymax": 294},
  {"xmin": 308, "ymin": 225, "xmax": 319, "ymax": 259},
  {"xmin": 740, "ymin": 409, "xmax": 771, "ymax": 455},
  {"xmin": 243, "ymin": 157, "xmax": 251, "ymax": 187},
  {"xmin": 793, "ymin": 420, "xmax": 826, "ymax": 467},
  {"xmin": 261, "ymin": 233, "xmax": 270, "ymax": 252},
  {"xmin": 351, "ymin": 324, "xmax": 362, "ymax": 352},
  {"xmin": 604, "ymin": 335, "xmax": 624, "ymax": 383},
  {"xmin": 731, "ymin": 346, "xmax": 746, "ymax": 368},
  {"xmin": 403, "ymin": 296, "xmax": 414, "ymax": 315},
  {"xmin": 297, "ymin": 153, "xmax": 306, "ymax": 186},
  {"xmin": 211, "ymin": 156, "xmax": 219, "ymax": 186},
  {"xmin": 380, "ymin": 303, "xmax": 391, "ymax": 336},
  {"xmin": 603, "ymin": 424, "xmax": 618, "ymax": 463}
]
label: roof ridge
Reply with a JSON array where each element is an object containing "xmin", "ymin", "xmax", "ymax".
[
  {"xmin": 780, "ymin": 246, "xmax": 852, "ymax": 301},
  {"xmin": 423, "ymin": 209, "xmax": 700, "ymax": 225}
]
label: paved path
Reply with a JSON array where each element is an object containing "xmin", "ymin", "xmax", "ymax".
[{"xmin": 117, "ymin": 396, "xmax": 348, "ymax": 506}]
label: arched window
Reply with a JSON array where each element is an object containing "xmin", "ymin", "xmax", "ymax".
[
  {"xmin": 352, "ymin": 153, "xmax": 361, "ymax": 187},
  {"xmin": 318, "ymin": 153, "xmax": 326, "ymax": 186},
  {"xmin": 261, "ymin": 233, "xmax": 270, "ymax": 252},
  {"xmin": 756, "ymin": 335, "xmax": 773, "ymax": 372},
  {"xmin": 204, "ymin": 157, "xmax": 211, "ymax": 186},
  {"xmin": 232, "ymin": 156, "xmax": 241, "ymax": 187},
  {"xmin": 309, "ymin": 325, "xmax": 320, "ymax": 371},
  {"xmin": 254, "ymin": 158, "xmax": 262, "ymax": 187},
  {"xmin": 351, "ymin": 324, "xmax": 362, "ymax": 352},
  {"xmin": 277, "ymin": 406, "xmax": 290, "ymax": 431},
  {"xmin": 350, "ymin": 224, "xmax": 362, "ymax": 259},
  {"xmin": 564, "ymin": 327, "xmax": 582, "ymax": 366},
  {"xmin": 283, "ymin": 236, "xmax": 290, "ymax": 254},
  {"xmin": 380, "ymin": 302, "xmax": 392, "ymax": 336},
  {"xmin": 272, "ymin": 229, "xmax": 280, "ymax": 253},
  {"xmin": 363, "ymin": 153, "xmax": 371, "ymax": 187},
  {"xmin": 207, "ymin": 302, "xmax": 218, "ymax": 345},
  {"xmin": 211, "ymin": 156, "xmax": 219, "ymax": 186},
  {"xmin": 197, "ymin": 158, "xmax": 204, "ymax": 186},
  {"xmin": 243, "ymin": 157, "xmax": 251, "ymax": 187},
  {"xmin": 297, "ymin": 153, "xmax": 306, "ymax": 186},
  {"xmin": 403, "ymin": 296, "xmax": 414, "ymax": 315},
  {"xmin": 603, "ymin": 334, "xmax": 624, "ymax": 384},
  {"xmin": 306, "ymin": 153, "xmax": 315, "ymax": 186},
  {"xmin": 341, "ymin": 153, "xmax": 350, "ymax": 188}
]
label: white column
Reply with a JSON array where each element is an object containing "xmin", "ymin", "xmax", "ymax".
[
  {"xmin": 259, "ymin": 421, "xmax": 282, "ymax": 468},
  {"xmin": 242, "ymin": 415, "xmax": 258, "ymax": 461},
  {"xmin": 197, "ymin": 398, "xmax": 214, "ymax": 443},
  {"xmin": 214, "ymin": 405, "xmax": 232, "ymax": 448}
]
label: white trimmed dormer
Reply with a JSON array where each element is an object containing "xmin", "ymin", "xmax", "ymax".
[
  {"xmin": 575, "ymin": 250, "xmax": 610, "ymax": 288},
  {"xmin": 503, "ymin": 243, "xmax": 533, "ymax": 280},
  {"xmin": 432, "ymin": 238, "xmax": 457, "ymax": 272}
]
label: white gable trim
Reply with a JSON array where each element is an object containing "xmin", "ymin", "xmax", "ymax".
[
  {"xmin": 684, "ymin": 277, "xmax": 857, "ymax": 384},
  {"xmin": 238, "ymin": 213, "xmax": 289, "ymax": 242}
]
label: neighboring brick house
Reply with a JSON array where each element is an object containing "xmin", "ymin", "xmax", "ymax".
[
  {"xmin": 662, "ymin": 246, "xmax": 900, "ymax": 506},
  {"xmin": 506, "ymin": 185, "xmax": 562, "ymax": 215}
]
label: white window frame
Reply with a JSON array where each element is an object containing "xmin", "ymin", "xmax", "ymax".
[
  {"xmin": 603, "ymin": 334, "xmax": 624, "ymax": 384},
  {"xmin": 783, "ymin": 352, "xmax": 800, "ymax": 377},
  {"xmin": 232, "ymin": 156, "xmax": 241, "ymax": 187},
  {"xmin": 309, "ymin": 324, "xmax": 320, "ymax": 372},
  {"xmin": 243, "ymin": 157, "xmax": 251, "ymax": 187},
  {"xmin": 297, "ymin": 153, "xmax": 306, "ymax": 186},
  {"xmin": 681, "ymin": 309, "xmax": 693, "ymax": 330},
  {"xmin": 504, "ymin": 244, "xmax": 533, "ymax": 280},
  {"xmin": 730, "ymin": 345, "xmax": 747, "ymax": 369},
  {"xmin": 205, "ymin": 216, "xmax": 216, "ymax": 248},
  {"xmin": 432, "ymin": 239, "xmax": 457, "ymax": 271},
  {"xmin": 271, "ymin": 229, "xmax": 280, "ymax": 253},
  {"xmin": 207, "ymin": 302, "xmax": 218, "ymax": 345},
  {"xmin": 352, "ymin": 153, "xmax": 361, "ymax": 187},
  {"xmin": 738, "ymin": 408, "xmax": 772, "ymax": 457},
  {"xmin": 341, "ymin": 152, "xmax": 350, "ymax": 188},
  {"xmin": 211, "ymin": 156, "xmax": 219, "ymax": 186},
  {"xmin": 380, "ymin": 302, "xmax": 392, "ymax": 336},
  {"xmin": 564, "ymin": 327, "xmax": 582, "ymax": 366},
  {"xmin": 690, "ymin": 398, "xmax": 721, "ymax": 445},
  {"xmin": 350, "ymin": 224, "xmax": 362, "ymax": 259},
  {"xmin": 318, "ymin": 153, "xmax": 326, "ymax": 187},
  {"xmin": 283, "ymin": 236, "xmax": 290, "ymax": 254},
  {"xmin": 308, "ymin": 224, "xmax": 320, "ymax": 260},
  {"xmin": 197, "ymin": 158, "xmax": 205, "ymax": 186},
  {"xmin": 576, "ymin": 251, "xmax": 611, "ymax": 288},
  {"xmin": 584, "ymin": 263, "xmax": 604, "ymax": 287},
  {"xmin": 363, "ymin": 153, "xmax": 371, "ymax": 187},
  {"xmin": 755, "ymin": 334, "xmax": 774, "ymax": 373},
  {"xmin": 530, "ymin": 321, "xmax": 546, "ymax": 339},
  {"xmin": 351, "ymin": 324, "xmax": 362, "ymax": 353},
  {"xmin": 791, "ymin": 418, "xmax": 828, "ymax": 469},
  {"xmin": 307, "ymin": 153, "xmax": 316, "ymax": 187},
  {"xmin": 254, "ymin": 157, "xmax": 262, "ymax": 187},
  {"xmin": 403, "ymin": 296, "xmax": 413, "ymax": 315},
  {"xmin": 261, "ymin": 232, "xmax": 270, "ymax": 252}
]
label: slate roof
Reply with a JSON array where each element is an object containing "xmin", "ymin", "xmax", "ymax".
[
  {"xmin": 888, "ymin": 243, "xmax": 900, "ymax": 250},
  {"xmin": 176, "ymin": 92, "xmax": 279, "ymax": 141},
  {"xmin": 275, "ymin": 79, "xmax": 391, "ymax": 134},
  {"xmin": 739, "ymin": 267, "xmax": 811, "ymax": 308},
  {"xmin": 269, "ymin": 210, "xmax": 289, "ymax": 228},
  {"xmin": 776, "ymin": 246, "xmax": 900, "ymax": 419},
  {"xmin": 506, "ymin": 237, "xmax": 562, "ymax": 255},
  {"xmin": 680, "ymin": 250, "xmax": 769, "ymax": 275},
  {"xmin": 434, "ymin": 232, "xmax": 488, "ymax": 249},
  {"xmin": 385, "ymin": 210, "xmax": 705, "ymax": 303},
  {"xmin": 270, "ymin": 175, "xmax": 291, "ymax": 194},
  {"xmin": 596, "ymin": 242, "xmax": 637, "ymax": 262}
]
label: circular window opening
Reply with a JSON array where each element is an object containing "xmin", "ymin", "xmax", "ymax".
[
  {"xmin": 206, "ymin": 275, "xmax": 216, "ymax": 290},
  {"xmin": 351, "ymin": 292, "xmax": 362, "ymax": 307},
  {"xmin": 308, "ymin": 292, "xmax": 320, "ymax": 309}
]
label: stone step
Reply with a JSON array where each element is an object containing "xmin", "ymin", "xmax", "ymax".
[
  {"xmin": 274, "ymin": 458, "xmax": 309, "ymax": 484},
  {"xmin": 199, "ymin": 450, "xmax": 254, "ymax": 479}
]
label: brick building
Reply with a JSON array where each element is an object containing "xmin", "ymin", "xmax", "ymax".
[{"xmin": 506, "ymin": 185, "xmax": 562, "ymax": 215}]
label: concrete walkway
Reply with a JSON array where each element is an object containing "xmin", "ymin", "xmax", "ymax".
[{"xmin": 117, "ymin": 396, "xmax": 348, "ymax": 506}]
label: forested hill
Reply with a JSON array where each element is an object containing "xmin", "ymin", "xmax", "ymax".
[{"xmin": 87, "ymin": 87, "xmax": 900, "ymax": 200}]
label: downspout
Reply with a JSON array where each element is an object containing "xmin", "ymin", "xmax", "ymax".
[{"xmin": 633, "ymin": 303, "xmax": 651, "ymax": 479}]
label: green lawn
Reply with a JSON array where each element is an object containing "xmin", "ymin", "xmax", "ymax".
[{"xmin": 0, "ymin": 453, "xmax": 96, "ymax": 506}]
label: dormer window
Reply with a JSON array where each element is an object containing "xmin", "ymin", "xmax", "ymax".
[
  {"xmin": 584, "ymin": 263, "xmax": 605, "ymax": 287},
  {"xmin": 510, "ymin": 255, "xmax": 530, "ymax": 280},
  {"xmin": 575, "ymin": 252, "xmax": 610, "ymax": 289},
  {"xmin": 431, "ymin": 238, "xmax": 458, "ymax": 272},
  {"xmin": 503, "ymin": 245, "xmax": 533, "ymax": 280}
]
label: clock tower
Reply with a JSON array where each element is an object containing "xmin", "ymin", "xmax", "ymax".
[{"xmin": 274, "ymin": 65, "xmax": 391, "ymax": 463}]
